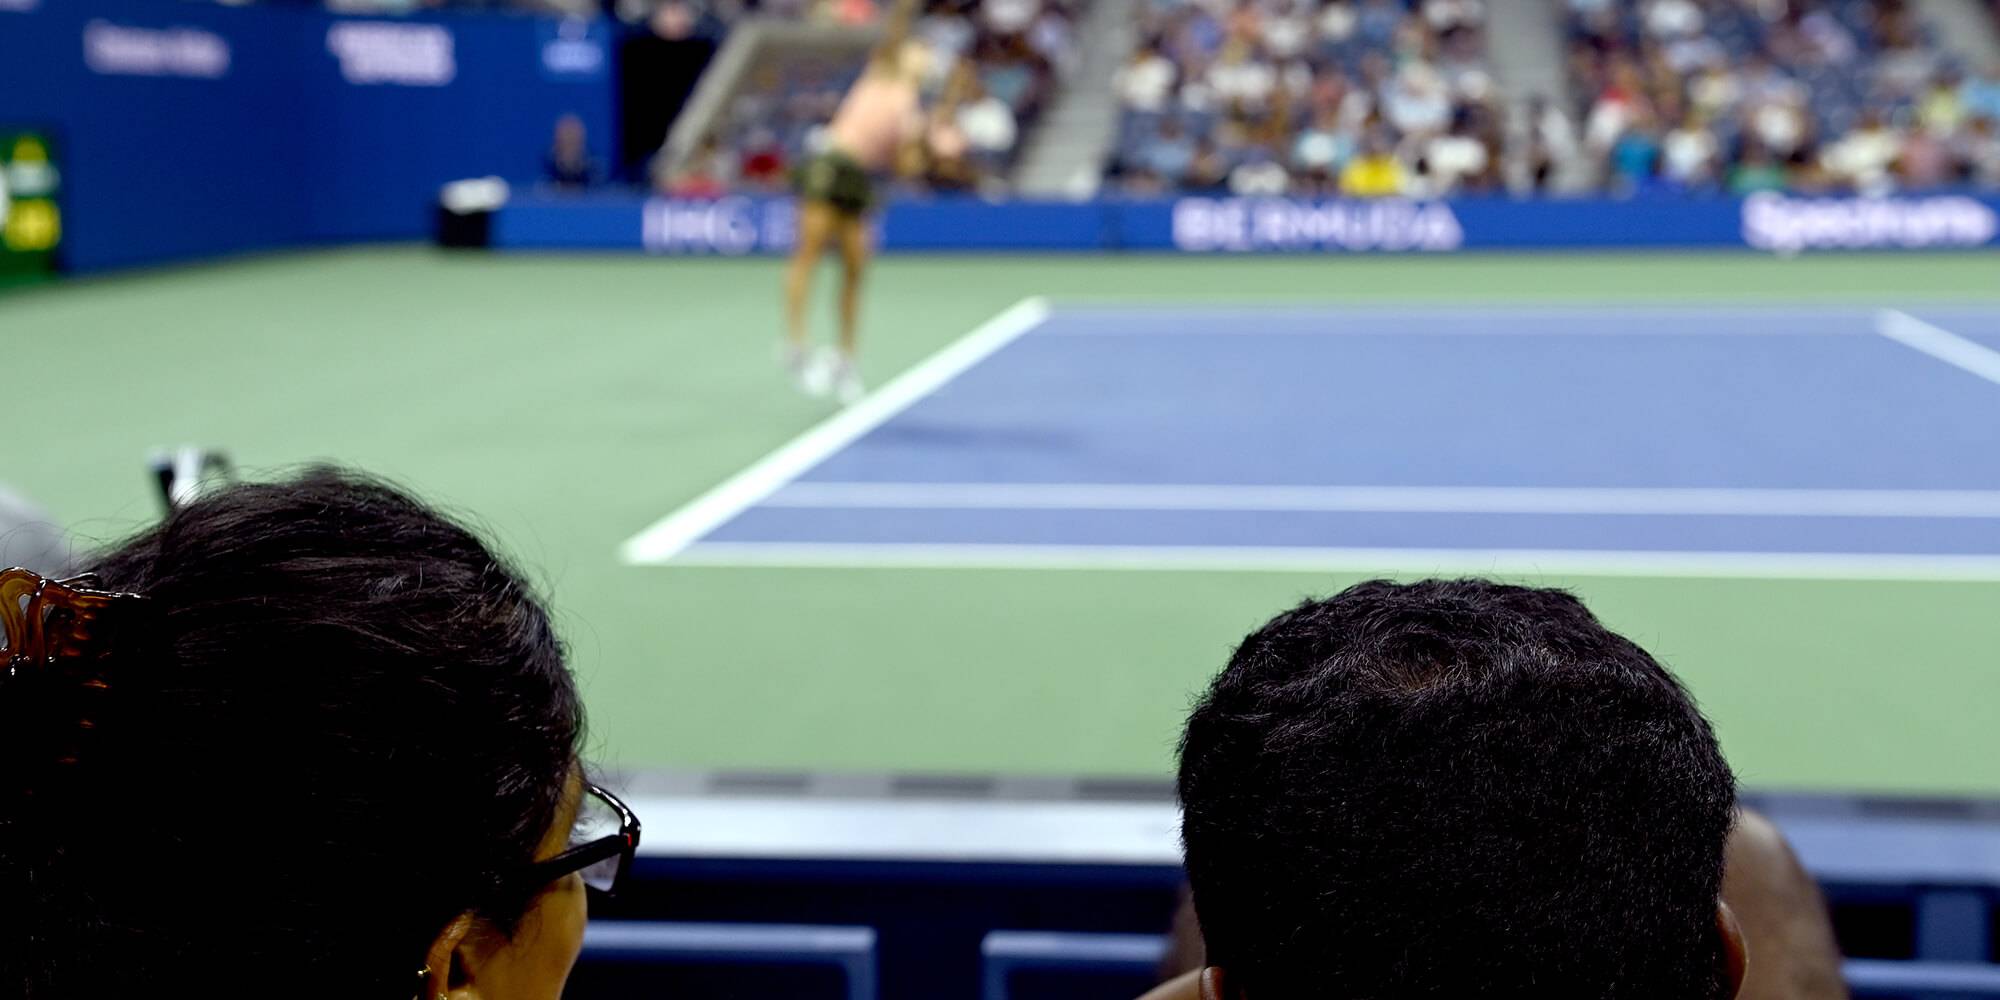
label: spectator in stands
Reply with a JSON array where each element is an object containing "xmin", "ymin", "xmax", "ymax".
[
  {"xmin": 1645, "ymin": 0, "xmax": 1702, "ymax": 40},
  {"xmin": 1746, "ymin": 95, "xmax": 1812, "ymax": 167},
  {"xmin": 1, "ymin": 469, "xmax": 634, "ymax": 1000},
  {"xmin": 1206, "ymin": 40, "xmax": 1280, "ymax": 115},
  {"xmin": 1263, "ymin": 0, "xmax": 1315, "ymax": 60},
  {"xmin": 1872, "ymin": 9, "xmax": 1938, "ymax": 100},
  {"xmin": 1292, "ymin": 105, "xmax": 1356, "ymax": 190},
  {"xmin": 1899, "ymin": 117, "xmax": 1956, "ymax": 189},
  {"xmin": 1963, "ymin": 66, "xmax": 2000, "ymax": 122},
  {"xmin": 661, "ymin": 135, "xmax": 735, "ymax": 197},
  {"xmin": 736, "ymin": 127, "xmax": 790, "ymax": 190},
  {"xmin": 1117, "ymin": 42, "xmax": 1180, "ymax": 113},
  {"xmin": 1919, "ymin": 71, "xmax": 1967, "ymax": 136},
  {"xmin": 1146, "ymin": 805, "xmax": 1849, "ymax": 1000},
  {"xmin": 1339, "ymin": 129, "xmax": 1406, "ymax": 196},
  {"xmin": 1661, "ymin": 111, "xmax": 1721, "ymax": 190},
  {"xmin": 1382, "ymin": 61, "xmax": 1453, "ymax": 136},
  {"xmin": 1168, "ymin": 579, "xmax": 1742, "ymax": 1000},
  {"xmin": 953, "ymin": 63, "xmax": 1021, "ymax": 166},
  {"xmin": 544, "ymin": 113, "xmax": 598, "ymax": 190},
  {"xmin": 1521, "ymin": 94, "xmax": 1581, "ymax": 191},
  {"xmin": 1414, "ymin": 118, "xmax": 1494, "ymax": 195},
  {"xmin": 1317, "ymin": 0, "xmax": 1358, "ymax": 44},
  {"xmin": 1137, "ymin": 116, "xmax": 1199, "ymax": 186},
  {"xmin": 1609, "ymin": 106, "xmax": 1664, "ymax": 192},
  {"xmin": 1958, "ymin": 114, "xmax": 2000, "ymax": 185},
  {"xmin": 1187, "ymin": 138, "xmax": 1233, "ymax": 192},
  {"xmin": 1229, "ymin": 148, "xmax": 1292, "ymax": 194},
  {"xmin": 1355, "ymin": 0, "xmax": 1401, "ymax": 45},
  {"xmin": 1821, "ymin": 109, "xmax": 1901, "ymax": 193},
  {"xmin": 1121, "ymin": 166, "xmax": 1170, "ymax": 194}
]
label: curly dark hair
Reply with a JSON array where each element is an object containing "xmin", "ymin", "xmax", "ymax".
[
  {"xmin": 1, "ymin": 468, "xmax": 582, "ymax": 1000},
  {"xmin": 1179, "ymin": 578, "xmax": 1737, "ymax": 1000}
]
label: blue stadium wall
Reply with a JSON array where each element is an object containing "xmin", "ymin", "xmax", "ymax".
[
  {"xmin": 2, "ymin": 0, "xmax": 614, "ymax": 271},
  {"xmin": 494, "ymin": 190, "xmax": 2000, "ymax": 255}
]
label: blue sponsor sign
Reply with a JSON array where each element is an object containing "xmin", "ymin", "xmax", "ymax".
[
  {"xmin": 537, "ymin": 17, "xmax": 609, "ymax": 80},
  {"xmin": 490, "ymin": 193, "xmax": 2000, "ymax": 255},
  {"xmin": 3, "ymin": 0, "xmax": 615, "ymax": 271}
]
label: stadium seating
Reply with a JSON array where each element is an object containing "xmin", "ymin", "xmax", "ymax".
[
  {"xmin": 1108, "ymin": 0, "xmax": 2000, "ymax": 195},
  {"xmin": 1845, "ymin": 960, "xmax": 2000, "ymax": 997},
  {"xmin": 971, "ymin": 932, "xmax": 2000, "ymax": 1000},
  {"xmin": 1110, "ymin": 0, "xmax": 1502, "ymax": 196},
  {"xmin": 568, "ymin": 921, "xmax": 880, "ymax": 1000},
  {"xmin": 1559, "ymin": 0, "xmax": 1985, "ymax": 194},
  {"xmin": 980, "ymin": 930, "xmax": 1165, "ymax": 1000}
]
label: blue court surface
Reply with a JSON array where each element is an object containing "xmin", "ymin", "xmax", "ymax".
[{"xmin": 623, "ymin": 301, "xmax": 2000, "ymax": 579}]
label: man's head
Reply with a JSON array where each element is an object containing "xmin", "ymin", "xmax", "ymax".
[{"xmin": 1179, "ymin": 579, "xmax": 1741, "ymax": 1000}]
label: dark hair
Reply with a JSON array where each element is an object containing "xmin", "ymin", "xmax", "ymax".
[
  {"xmin": 1179, "ymin": 579, "xmax": 1737, "ymax": 1000},
  {"xmin": 0, "ymin": 468, "xmax": 583, "ymax": 1000}
]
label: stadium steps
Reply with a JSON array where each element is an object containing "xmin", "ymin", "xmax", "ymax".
[
  {"xmin": 1010, "ymin": 0, "xmax": 1142, "ymax": 198},
  {"xmin": 656, "ymin": 19, "xmax": 875, "ymax": 177},
  {"xmin": 1485, "ymin": 0, "xmax": 1573, "ymax": 111},
  {"xmin": 1915, "ymin": 0, "xmax": 2000, "ymax": 71}
]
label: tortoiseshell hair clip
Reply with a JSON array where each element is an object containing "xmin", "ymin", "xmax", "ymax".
[
  {"xmin": 2, "ymin": 569, "xmax": 146, "ymax": 788},
  {"xmin": 1, "ymin": 568, "xmax": 145, "ymax": 682}
]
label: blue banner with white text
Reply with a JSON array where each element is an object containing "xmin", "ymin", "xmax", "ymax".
[
  {"xmin": 1, "ymin": 0, "xmax": 614, "ymax": 271},
  {"xmin": 490, "ymin": 192, "xmax": 2000, "ymax": 255}
]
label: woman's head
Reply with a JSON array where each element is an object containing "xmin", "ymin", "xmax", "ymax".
[{"xmin": 1, "ymin": 469, "xmax": 588, "ymax": 1000}]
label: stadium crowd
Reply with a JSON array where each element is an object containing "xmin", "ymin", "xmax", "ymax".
[
  {"xmin": 1114, "ymin": 0, "xmax": 2000, "ymax": 196},
  {"xmin": 274, "ymin": 0, "xmax": 2000, "ymax": 198},
  {"xmin": 1111, "ymin": 0, "xmax": 1504, "ymax": 196},
  {"xmin": 1556, "ymin": 0, "xmax": 2000, "ymax": 195}
]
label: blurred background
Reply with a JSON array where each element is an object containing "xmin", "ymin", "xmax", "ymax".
[{"xmin": 4, "ymin": 0, "xmax": 1999, "ymax": 996}]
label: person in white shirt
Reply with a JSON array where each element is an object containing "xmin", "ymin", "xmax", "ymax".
[
  {"xmin": 1661, "ymin": 113, "xmax": 1720, "ymax": 187},
  {"xmin": 1116, "ymin": 44, "xmax": 1180, "ymax": 112}
]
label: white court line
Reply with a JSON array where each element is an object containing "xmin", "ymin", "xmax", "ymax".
[
  {"xmin": 1042, "ymin": 325, "xmax": 1873, "ymax": 337},
  {"xmin": 672, "ymin": 542, "xmax": 2000, "ymax": 582},
  {"xmin": 619, "ymin": 297, "xmax": 1051, "ymax": 565},
  {"xmin": 1040, "ymin": 306, "xmax": 1880, "ymax": 337},
  {"xmin": 765, "ymin": 482, "xmax": 2000, "ymax": 519},
  {"xmin": 625, "ymin": 793, "xmax": 2000, "ymax": 880},
  {"xmin": 628, "ymin": 794, "xmax": 1180, "ymax": 864},
  {"xmin": 1877, "ymin": 309, "xmax": 2000, "ymax": 387}
]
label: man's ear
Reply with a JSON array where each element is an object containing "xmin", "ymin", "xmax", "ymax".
[
  {"xmin": 1717, "ymin": 900, "xmax": 1749, "ymax": 1000},
  {"xmin": 1197, "ymin": 967, "xmax": 1230, "ymax": 1000},
  {"xmin": 419, "ymin": 914, "xmax": 476, "ymax": 1000}
]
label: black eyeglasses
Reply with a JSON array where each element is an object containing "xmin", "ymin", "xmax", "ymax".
[
  {"xmin": 417, "ymin": 783, "xmax": 643, "ymax": 996},
  {"xmin": 522, "ymin": 781, "xmax": 641, "ymax": 895}
]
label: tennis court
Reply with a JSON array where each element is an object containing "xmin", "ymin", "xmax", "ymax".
[
  {"xmin": 628, "ymin": 301, "xmax": 2000, "ymax": 576},
  {"xmin": 10, "ymin": 248, "xmax": 2000, "ymax": 796}
]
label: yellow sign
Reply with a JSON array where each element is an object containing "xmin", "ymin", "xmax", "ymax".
[
  {"xmin": 3, "ymin": 198, "xmax": 60, "ymax": 252},
  {"xmin": 10, "ymin": 135, "xmax": 49, "ymax": 165}
]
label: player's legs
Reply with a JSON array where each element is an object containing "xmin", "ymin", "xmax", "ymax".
[
  {"xmin": 784, "ymin": 199, "xmax": 838, "ymax": 357},
  {"xmin": 830, "ymin": 212, "xmax": 872, "ymax": 402},
  {"xmin": 834, "ymin": 213, "xmax": 870, "ymax": 360}
]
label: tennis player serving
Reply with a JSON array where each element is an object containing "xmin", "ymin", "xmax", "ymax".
[{"xmin": 782, "ymin": 0, "xmax": 928, "ymax": 403}]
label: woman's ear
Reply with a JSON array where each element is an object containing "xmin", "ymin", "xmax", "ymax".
[
  {"xmin": 1717, "ymin": 900, "xmax": 1749, "ymax": 1000},
  {"xmin": 419, "ymin": 914, "xmax": 476, "ymax": 1000}
]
